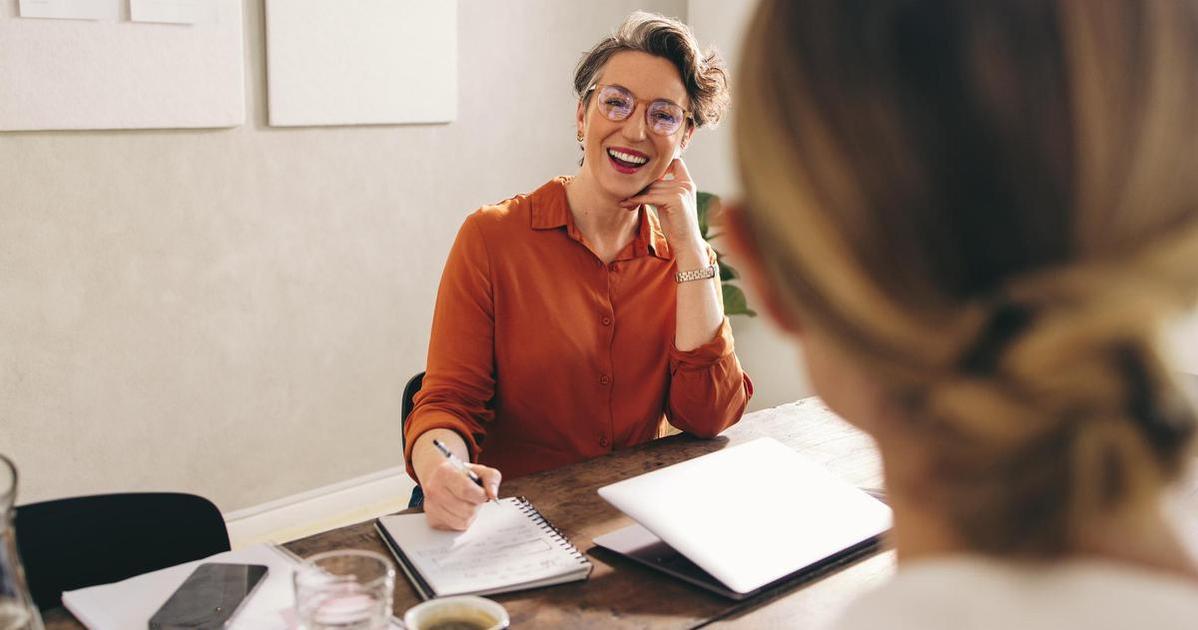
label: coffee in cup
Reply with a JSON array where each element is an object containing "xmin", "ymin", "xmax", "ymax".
[{"xmin": 402, "ymin": 595, "xmax": 510, "ymax": 630}]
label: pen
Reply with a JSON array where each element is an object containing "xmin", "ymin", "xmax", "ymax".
[{"xmin": 432, "ymin": 438, "xmax": 497, "ymax": 502}]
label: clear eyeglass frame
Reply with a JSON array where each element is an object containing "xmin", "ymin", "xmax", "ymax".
[{"xmin": 585, "ymin": 83, "xmax": 694, "ymax": 136}]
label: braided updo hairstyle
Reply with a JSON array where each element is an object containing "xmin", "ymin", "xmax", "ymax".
[{"xmin": 735, "ymin": 0, "xmax": 1198, "ymax": 556}]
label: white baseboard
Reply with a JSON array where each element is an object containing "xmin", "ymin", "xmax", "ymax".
[{"xmin": 224, "ymin": 466, "xmax": 417, "ymax": 549}]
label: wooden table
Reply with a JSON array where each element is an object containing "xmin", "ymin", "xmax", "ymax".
[{"xmin": 44, "ymin": 398, "xmax": 895, "ymax": 629}]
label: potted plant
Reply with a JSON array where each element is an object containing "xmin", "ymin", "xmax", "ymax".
[{"xmin": 697, "ymin": 191, "xmax": 756, "ymax": 317}]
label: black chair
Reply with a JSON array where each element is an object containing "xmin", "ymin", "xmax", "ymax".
[
  {"xmin": 402, "ymin": 371, "xmax": 426, "ymax": 509},
  {"xmin": 15, "ymin": 492, "xmax": 230, "ymax": 611}
]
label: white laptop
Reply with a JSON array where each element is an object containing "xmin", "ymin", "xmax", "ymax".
[{"xmin": 595, "ymin": 437, "xmax": 892, "ymax": 599}]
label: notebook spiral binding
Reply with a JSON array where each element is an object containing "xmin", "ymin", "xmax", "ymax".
[{"xmin": 515, "ymin": 496, "xmax": 590, "ymax": 565}]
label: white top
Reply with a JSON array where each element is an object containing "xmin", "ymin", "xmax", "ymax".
[{"xmin": 833, "ymin": 556, "xmax": 1198, "ymax": 630}]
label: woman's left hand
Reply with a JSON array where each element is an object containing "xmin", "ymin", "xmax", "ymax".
[{"xmin": 619, "ymin": 158, "xmax": 706, "ymax": 259}]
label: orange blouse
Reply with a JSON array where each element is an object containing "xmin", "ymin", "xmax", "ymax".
[{"xmin": 404, "ymin": 177, "xmax": 753, "ymax": 479}]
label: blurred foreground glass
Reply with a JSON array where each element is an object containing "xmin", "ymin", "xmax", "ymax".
[
  {"xmin": 0, "ymin": 455, "xmax": 43, "ymax": 630},
  {"xmin": 294, "ymin": 549, "xmax": 395, "ymax": 630}
]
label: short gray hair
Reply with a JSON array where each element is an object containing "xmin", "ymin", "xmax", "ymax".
[{"xmin": 573, "ymin": 11, "xmax": 730, "ymax": 129}]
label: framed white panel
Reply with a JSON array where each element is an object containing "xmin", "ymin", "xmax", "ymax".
[
  {"xmin": 0, "ymin": 0, "xmax": 243, "ymax": 131},
  {"xmin": 17, "ymin": 0, "xmax": 117, "ymax": 20},
  {"xmin": 130, "ymin": 0, "xmax": 219, "ymax": 25},
  {"xmin": 265, "ymin": 0, "xmax": 457, "ymax": 127}
]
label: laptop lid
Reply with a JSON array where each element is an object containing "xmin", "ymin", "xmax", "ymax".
[{"xmin": 596, "ymin": 437, "xmax": 891, "ymax": 595}]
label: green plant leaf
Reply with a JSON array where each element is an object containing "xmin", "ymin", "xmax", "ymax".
[
  {"xmin": 699, "ymin": 190, "xmax": 754, "ymax": 317},
  {"xmin": 722, "ymin": 284, "xmax": 757, "ymax": 317},
  {"xmin": 696, "ymin": 191, "xmax": 718, "ymax": 240}
]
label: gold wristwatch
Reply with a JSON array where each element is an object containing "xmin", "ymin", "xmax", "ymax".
[{"xmin": 675, "ymin": 263, "xmax": 718, "ymax": 284}]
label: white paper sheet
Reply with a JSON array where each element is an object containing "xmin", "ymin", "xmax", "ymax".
[
  {"xmin": 17, "ymin": 0, "xmax": 117, "ymax": 20},
  {"xmin": 60, "ymin": 544, "xmax": 402, "ymax": 629},
  {"xmin": 130, "ymin": 0, "xmax": 218, "ymax": 25}
]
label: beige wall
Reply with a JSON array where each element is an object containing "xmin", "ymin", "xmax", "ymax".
[{"xmin": 0, "ymin": 0, "xmax": 688, "ymax": 511}]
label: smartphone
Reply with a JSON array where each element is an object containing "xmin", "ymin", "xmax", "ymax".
[{"xmin": 148, "ymin": 562, "xmax": 269, "ymax": 630}]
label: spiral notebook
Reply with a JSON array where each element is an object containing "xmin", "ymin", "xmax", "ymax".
[{"xmin": 375, "ymin": 496, "xmax": 592, "ymax": 600}]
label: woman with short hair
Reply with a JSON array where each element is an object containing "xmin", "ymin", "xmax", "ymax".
[{"xmin": 406, "ymin": 12, "xmax": 752, "ymax": 531}]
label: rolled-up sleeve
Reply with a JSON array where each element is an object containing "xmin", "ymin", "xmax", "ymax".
[
  {"xmin": 404, "ymin": 215, "xmax": 496, "ymax": 479},
  {"xmin": 665, "ymin": 318, "xmax": 753, "ymax": 438}
]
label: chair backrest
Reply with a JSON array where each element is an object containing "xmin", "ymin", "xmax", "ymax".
[
  {"xmin": 400, "ymin": 371, "xmax": 426, "ymax": 454},
  {"xmin": 15, "ymin": 492, "xmax": 230, "ymax": 610}
]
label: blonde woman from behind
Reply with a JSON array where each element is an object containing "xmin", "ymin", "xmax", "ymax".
[{"xmin": 729, "ymin": 1, "xmax": 1198, "ymax": 628}]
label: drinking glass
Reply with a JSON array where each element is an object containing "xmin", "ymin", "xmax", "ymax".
[
  {"xmin": 294, "ymin": 549, "xmax": 395, "ymax": 630},
  {"xmin": 0, "ymin": 455, "xmax": 43, "ymax": 630}
]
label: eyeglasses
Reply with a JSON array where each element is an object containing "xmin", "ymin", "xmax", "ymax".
[{"xmin": 585, "ymin": 83, "xmax": 693, "ymax": 136}]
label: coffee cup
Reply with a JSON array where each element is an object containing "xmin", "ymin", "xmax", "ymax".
[{"xmin": 402, "ymin": 595, "xmax": 510, "ymax": 630}]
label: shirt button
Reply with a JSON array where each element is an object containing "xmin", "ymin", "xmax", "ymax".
[
  {"xmin": 600, "ymin": 437, "xmax": 609, "ymax": 447},
  {"xmin": 600, "ymin": 374, "xmax": 611, "ymax": 385},
  {"xmin": 601, "ymin": 316, "xmax": 612, "ymax": 326}
]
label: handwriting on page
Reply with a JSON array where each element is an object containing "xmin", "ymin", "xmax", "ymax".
[
  {"xmin": 409, "ymin": 500, "xmax": 579, "ymax": 593},
  {"xmin": 421, "ymin": 537, "xmax": 553, "ymax": 571}
]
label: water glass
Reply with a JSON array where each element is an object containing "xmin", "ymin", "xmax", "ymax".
[
  {"xmin": 0, "ymin": 455, "xmax": 43, "ymax": 630},
  {"xmin": 294, "ymin": 549, "xmax": 395, "ymax": 630}
]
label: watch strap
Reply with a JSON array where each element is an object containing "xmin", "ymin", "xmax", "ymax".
[{"xmin": 675, "ymin": 263, "xmax": 717, "ymax": 284}]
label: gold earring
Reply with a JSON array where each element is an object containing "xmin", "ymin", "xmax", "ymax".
[{"xmin": 577, "ymin": 131, "xmax": 584, "ymax": 142}]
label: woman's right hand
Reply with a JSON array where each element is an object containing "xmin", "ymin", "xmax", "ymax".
[
  {"xmin": 421, "ymin": 459, "xmax": 502, "ymax": 531},
  {"xmin": 412, "ymin": 429, "xmax": 502, "ymax": 531}
]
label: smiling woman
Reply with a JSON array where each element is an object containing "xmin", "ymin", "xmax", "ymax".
[{"xmin": 402, "ymin": 12, "xmax": 753, "ymax": 532}]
